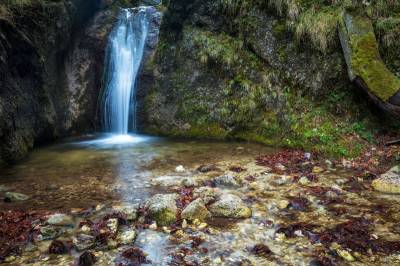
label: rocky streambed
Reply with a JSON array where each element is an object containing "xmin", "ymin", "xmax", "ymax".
[{"xmin": 0, "ymin": 135, "xmax": 400, "ymax": 265}]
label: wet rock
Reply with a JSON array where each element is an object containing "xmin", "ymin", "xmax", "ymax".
[
  {"xmin": 78, "ymin": 251, "xmax": 96, "ymax": 266},
  {"xmin": 117, "ymin": 228, "xmax": 137, "ymax": 245},
  {"xmin": 250, "ymin": 244, "xmax": 272, "ymax": 257},
  {"xmin": 112, "ymin": 204, "xmax": 138, "ymax": 221},
  {"xmin": 181, "ymin": 198, "xmax": 210, "ymax": 221},
  {"xmin": 175, "ymin": 165, "xmax": 185, "ymax": 173},
  {"xmin": 197, "ymin": 164, "xmax": 218, "ymax": 173},
  {"xmin": 106, "ymin": 218, "xmax": 119, "ymax": 235},
  {"xmin": 337, "ymin": 249, "xmax": 356, "ymax": 262},
  {"xmin": 145, "ymin": 193, "xmax": 178, "ymax": 226},
  {"xmin": 277, "ymin": 200, "xmax": 290, "ymax": 210},
  {"xmin": 182, "ymin": 177, "xmax": 200, "ymax": 187},
  {"xmin": 193, "ymin": 187, "xmax": 218, "ymax": 204},
  {"xmin": 372, "ymin": 165, "xmax": 400, "ymax": 194},
  {"xmin": 151, "ymin": 175, "xmax": 185, "ymax": 187},
  {"xmin": 73, "ymin": 234, "xmax": 96, "ymax": 251},
  {"xmin": 208, "ymin": 194, "xmax": 252, "ymax": 219},
  {"xmin": 299, "ymin": 176, "xmax": 310, "ymax": 185},
  {"xmin": 39, "ymin": 226, "xmax": 63, "ymax": 240},
  {"xmin": 47, "ymin": 214, "xmax": 74, "ymax": 226},
  {"xmin": 312, "ymin": 166, "xmax": 324, "ymax": 173},
  {"xmin": 4, "ymin": 192, "xmax": 29, "ymax": 202},
  {"xmin": 49, "ymin": 240, "xmax": 70, "ymax": 254},
  {"xmin": 214, "ymin": 174, "xmax": 239, "ymax": 187},
  {"xmin": 122, "ymin": 247, "xmax": 151, "ymax": 265}
]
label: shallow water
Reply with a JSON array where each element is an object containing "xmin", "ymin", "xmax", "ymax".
[
  {"xmin": 0, "ymin": 134, "xmax": 274, "ymax": 211},
  {"xmin": 1, "ymin": 135, "xmax": 400, "ymax": 265}
]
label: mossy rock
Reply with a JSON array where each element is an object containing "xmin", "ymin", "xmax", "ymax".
[
  {"xmin": 339, "ymin": 11, "xmax": 400, "ymax": 103},
  {"xmin": 145, "ymin": 194, "xmax": 178, "ymax": 226}
]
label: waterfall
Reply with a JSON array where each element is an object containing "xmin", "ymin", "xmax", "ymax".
[{"xmin": 102, "ymin": 7, "xmax": 151, "ymax": 136}]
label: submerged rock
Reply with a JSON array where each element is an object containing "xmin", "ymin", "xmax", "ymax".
[
  {"xmin": 372, "ymin": 165, "xmax": 400, "ymax": 194},
  {"xmin": 214, "ymin": 174, "xmax": 239, "ymax": 187},
  {"xmin": 112, "ymin": 204, "xmax": 139, "ymax": 221},
  {"xmin": 181, "ymin": 198, "xmax": 210, "ymax": 221},
  {"xmin": 208, "ymin": 194, "xmax": 252, "ymax": 219},
  {"xmin": 193, "ymin": 187, "xmax": 218, "ymax": 204},
  {"xmin": 151, "ymin": 175, "xmax": 185, "ymax": 187},
  {"xmin": 73, "ymin": 234, "xmax": 96, "ymax": 251},
  {"xmin": 78, "ymin": 251, "xmax": 96, "ymax": 266},
  {"xmin": 145, "ymin": 193, "xmax": 178, "ymax": 226},
  {"xmin": 4, "ymin": 192, "xmax": 29, "ymax": 202},
  {"xmin": 38, "ymin": 226, "xmax": 64, "ymax": 240},
  {"xmin": 117, "ymin": 228, "xmax": 137, "ymax": 245},
  {"xmin": 47, "ymin": 214, "xmax": 74, "ymax": 226}
]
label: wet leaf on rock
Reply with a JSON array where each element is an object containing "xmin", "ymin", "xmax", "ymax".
[
  {"xmin": 48, "ymin": 240, "xmax": 71, "ymax": 254},
  {"xmin": 249, "ymin": 244, "xmax": 272, "ymax": 257},
  {"xmin": 121, "ymin": 247, "xmax": 151, "ymax": 265},
  {"xmin": 78, "ymin": 251, "xmax": 96, "ymax": 266}
]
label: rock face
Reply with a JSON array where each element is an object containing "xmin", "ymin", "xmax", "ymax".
[
  {"xmin": 372, "ymin": 166, "xmax": 400, "ymax": 194},
  {"xmin": 0, "ymin": 0, "xmax": 102, "ymax": 165},
  {"xmin": 339, "ymin": 11, "xmax": 400, "ymax": 117},
  {"xmin": 137, "ymin": 0, "xmax": 385, "ymax": 156},
  {"xmin": 0, "ymin": 1, "xmax": 161, "ymax": 165},
  {"xmin": 145, "ymin": 193, "xmax": 178, "ymax": 226},
  {"xmin": 208, "ymin": 194, "xmax": 252, "ymax": 219}
]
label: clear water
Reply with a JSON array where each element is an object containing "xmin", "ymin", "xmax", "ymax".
[
  {"xmin": 102, "ymin": 7, "xmax": 151, "ymax": 134},
  {"xmin": 0, "ymin": 134, "xmax": 274, "ymax": 211}
]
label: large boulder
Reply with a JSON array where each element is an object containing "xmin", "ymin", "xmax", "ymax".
[
  {"xmin": 372, "ymin": 165, "xmax": 400, "ymax": 194},
  {"xmin": 208, "ymin": 194, "xmax": 252, "ymax": 219},
  {"xmin": 145, "ymin": 194, "xmax": 178, "ymax": 226}
]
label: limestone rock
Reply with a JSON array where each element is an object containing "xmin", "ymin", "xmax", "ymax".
[
  {"xmin": 4, "ymin": 192, "xmax": 29, "ymax": 202},
  {"xmin": 372, "ymin": 166, "xmax": 400, "ymax": 194},
  {"xmin": 112, "ymin": 204, "xmax": 139, "ymax": 220},
  {"xmin": 208, "ymin": 194, "xmax": 252, "ymax": 219},
  {"xmin": 145, "ymin": 193, "xmax": 178, "ymax": 226},
  {"xmin": 117, "ymin": 228, "xmax": 137, "ymax": 245},
  {"xmin": 193, "ymin": 187, "xmax": 218, "ymax": 204},
  {"xmin": 73, "ymin": 234, "xmax": 96, "ymax": 251},
  {"xmin": 46, "ymin": 214, "xmax": 74, "ymax": 226},
  {"xmin": 181, "ymin": 198, "xmax": 210, "ymax": 221},
  {"xmin": 214, "ymin": 174, "xmax": 239, "ymax": 187}
]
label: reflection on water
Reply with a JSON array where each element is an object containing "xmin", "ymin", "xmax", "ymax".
[{"xmin": 0, "ymin": 134, "xmax": 273, "ymax": 211}]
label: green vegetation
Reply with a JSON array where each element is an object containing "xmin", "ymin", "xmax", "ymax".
[
  {"xmin": 218, "ymin": 0, "xmax": 400, "ymax": 53},
  {"xmin": 341, "ymin": 12, "xmax": 400, "ymax": 102}
]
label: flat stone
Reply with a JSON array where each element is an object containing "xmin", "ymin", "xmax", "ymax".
[
  {"xmin": 117, "ymin": 228, "xmax": 137, "ymax": 245},
  {"xmin": 208, "ymin": 194, "xmax": 252, "ymax": 219},
  {"xmin": 73, "ymin": 234, "xmax": 95, "ymax": 251},
  {"xmin": 4, "ymin": 192, "xmax": 29, "ymax": 202},
  {"xmin": 214, "ymin": 174, "xmax": 239, "ymax": 187},
  {"xmin": 372, "ymin": 165, "xmax": 400, "ymax": 194},
  {"xmin": 151, "ymin": 175, "xmax": 185, "ymax": 187},
  {"xmin": 47, "ymin": 214, "xmax": 74, "ymax": 226},
  {"xmin": 181, "ymin": 198, "xmax": 210, "ymax": 222},
  {"xmin": 112, "ymin": 204, "xmax": 139, "ymax": 220}
]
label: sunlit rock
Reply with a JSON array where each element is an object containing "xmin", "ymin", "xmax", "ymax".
[
  {"xmin": 372, "ymin": 165, "xmax": 400, "ymax": 194},
  {"xmin": 208, "ymin": 194, "xmax": 252, "ymax": 219},
  {"xmin": 145, "ymin": 193, "xmax": 178, "ymax": 226},
  {"xmin": 181, "ymin": 198, "xmax": 210, "ymax": 222},
  {"xmin": 46, "ymin": 214, "xmax": 74, "ymax": 226}
]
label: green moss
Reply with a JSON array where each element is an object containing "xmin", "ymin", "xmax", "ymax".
[
  {"xmin": 347, "ymin": 15, "xmax": 400, "ymax": 102},
  {"xmin": 152, "ymin": 208, "xmax": 176, "ymax": 227}
]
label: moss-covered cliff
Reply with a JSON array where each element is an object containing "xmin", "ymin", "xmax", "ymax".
[{"xmin": 139, "ymin": 0, "xmax": 400, "ymax": 157}]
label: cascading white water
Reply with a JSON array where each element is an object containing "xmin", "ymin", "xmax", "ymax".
[{"xmin": 102, "ymin": 7, "xmax": 151, "ymax": 136}]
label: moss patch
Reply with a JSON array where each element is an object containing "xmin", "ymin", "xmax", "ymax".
[{"xmin": 345, "ymin": 14, "xmax": 400, "ymax": 102}]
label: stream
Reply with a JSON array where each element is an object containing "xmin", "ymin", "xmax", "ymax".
[{"xmin": 1, "ymin": 134, "xmax": 400, "ymax": 265}]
